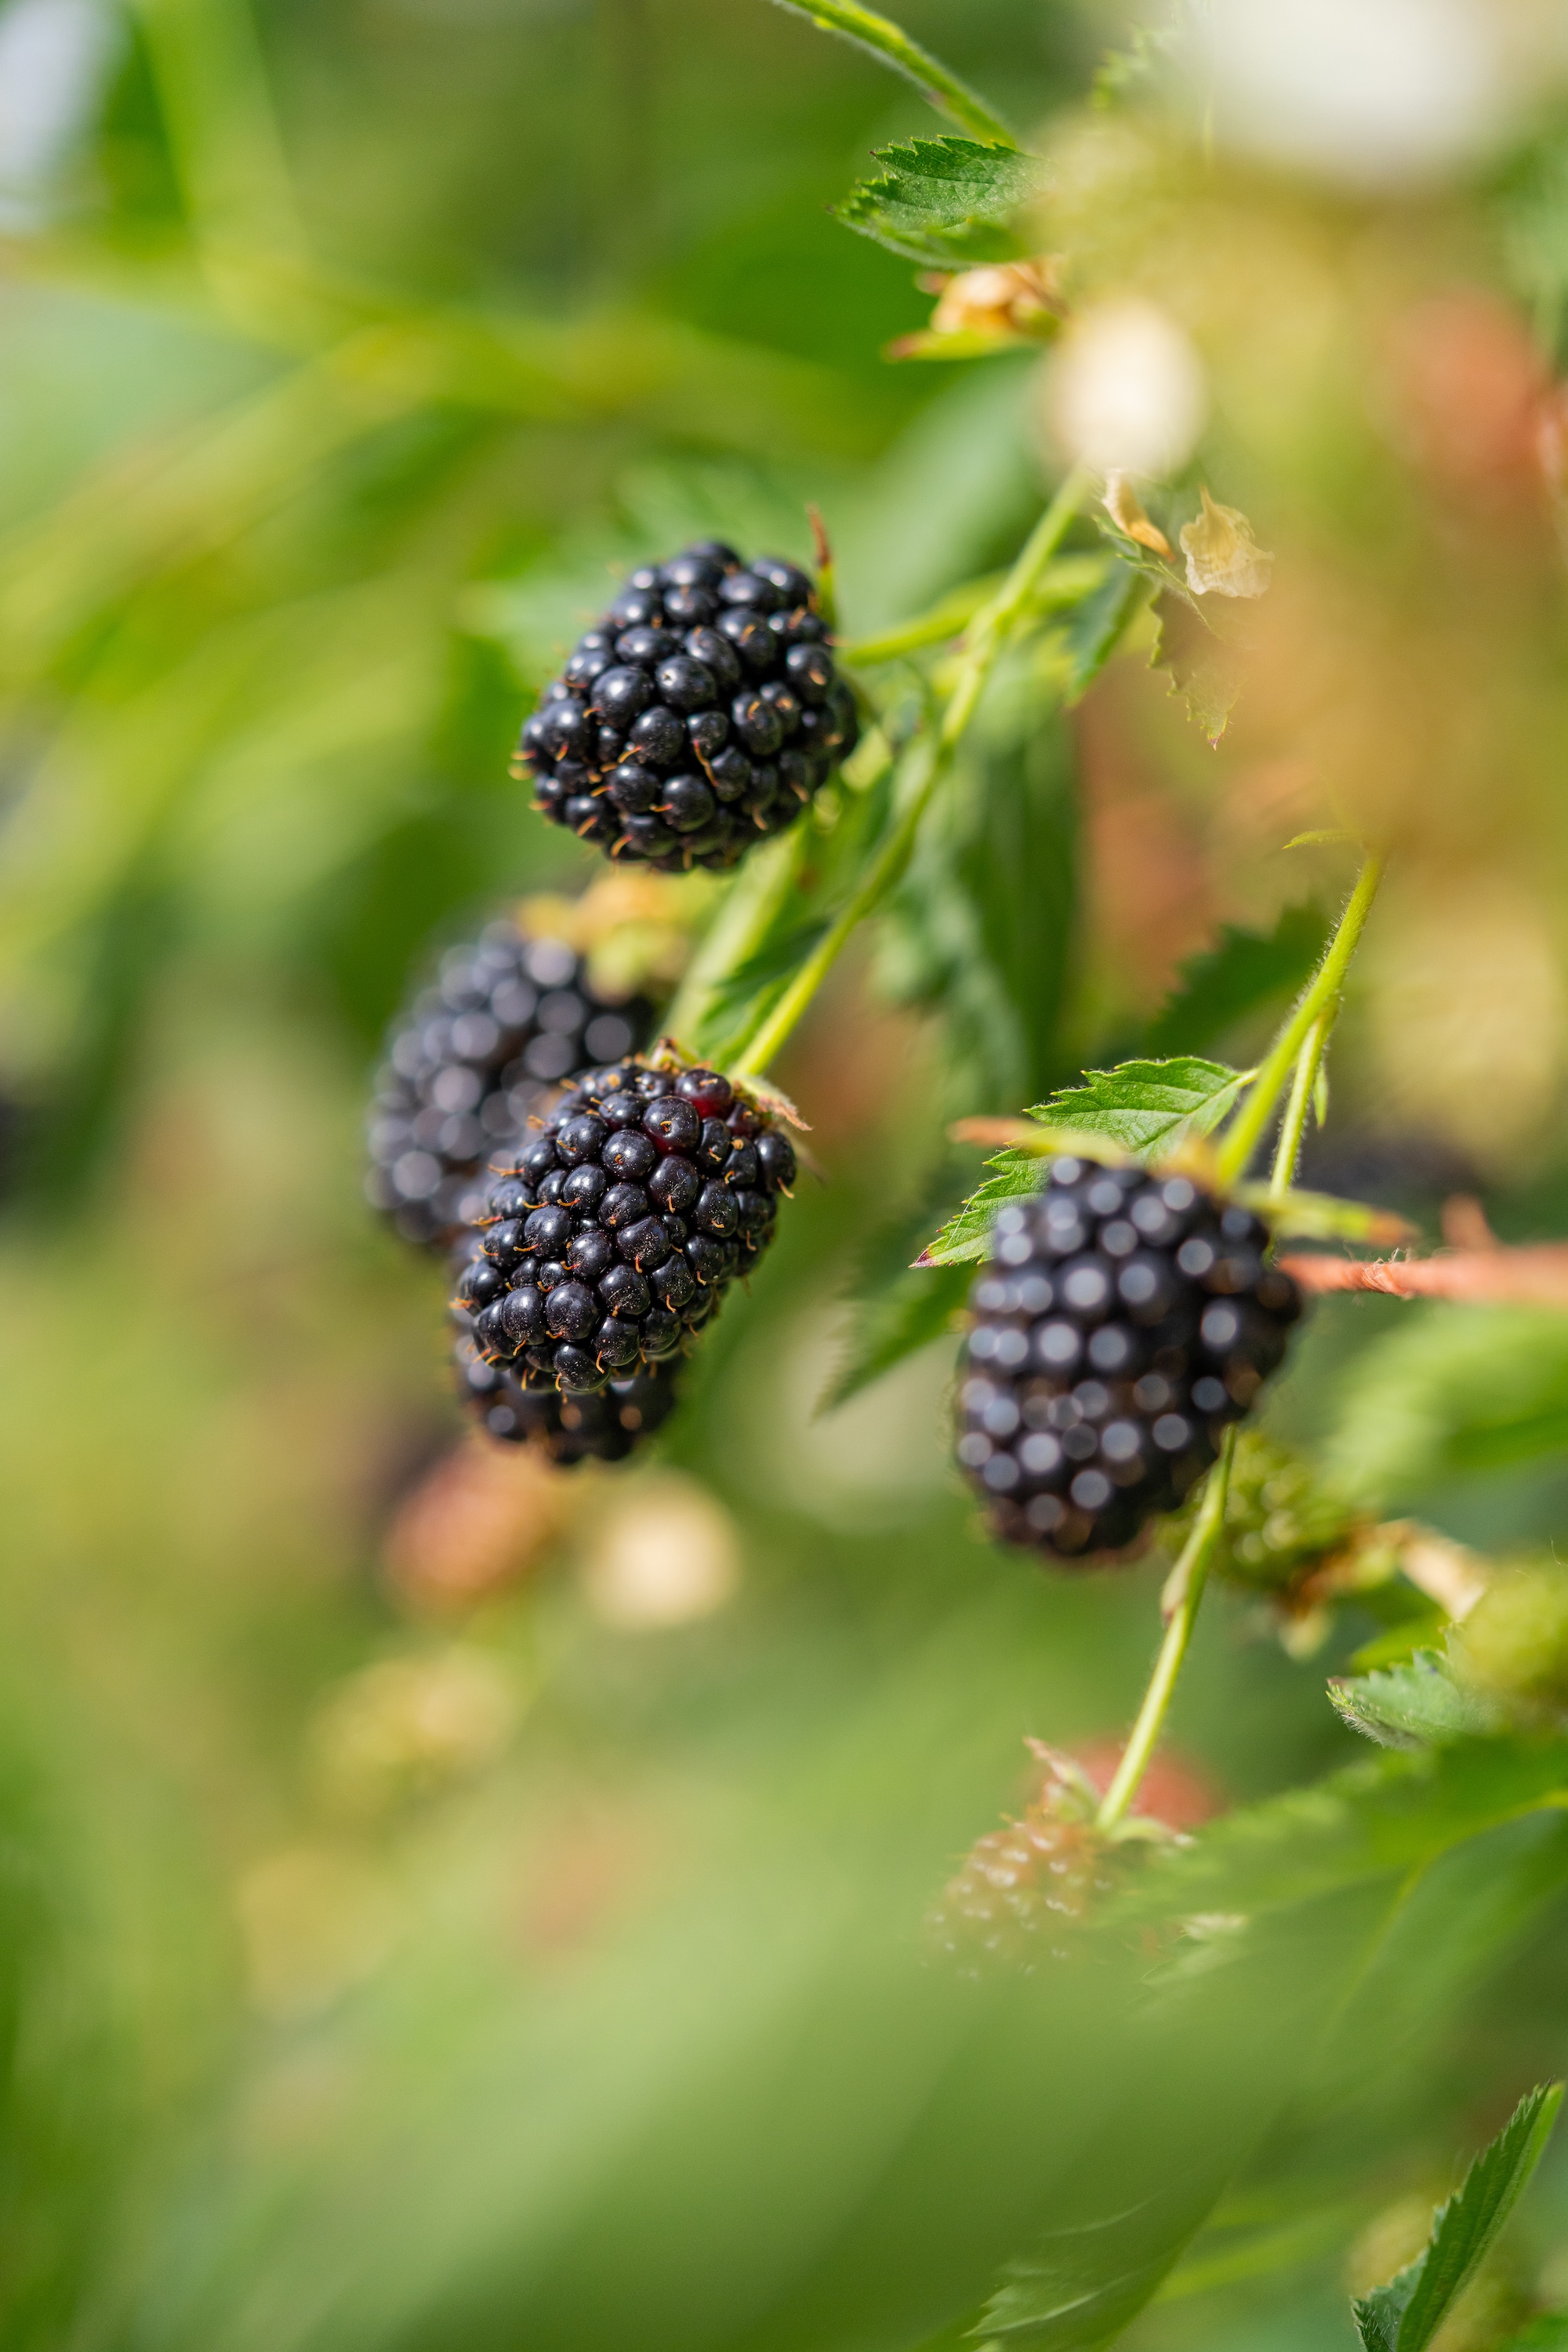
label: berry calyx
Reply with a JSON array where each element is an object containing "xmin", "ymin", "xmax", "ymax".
[
  {"xmin": 955, "ymin": 1156, "xmax": 1303, "ymax": 1563},
  {"xmin": 513, "ymin": 544, "xmax": 859, "ymax": 871}
]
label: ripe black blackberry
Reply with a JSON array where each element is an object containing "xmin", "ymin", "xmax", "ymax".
[
  {"xmin": 366, "ymin": 917, "xmax": 655, "ymax": 1247},
  {"xmin": 454, "ymin": 1336, "xmax": 680, "ymax": 1465},
  {"xmin": 956, "ymin": 1157, "xmax": 1302, "ymax": 1563},
  {"xmin": 456, "ymin": 1056, "xmax": 796, "ymax": 1395},
  {"xmin": 514, "ymin": 542, "xmax": 859, "ymax": 870}
]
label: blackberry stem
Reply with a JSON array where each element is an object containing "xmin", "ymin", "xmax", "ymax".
[
  {"xmin": 1269, "ymin": 1005, "xmax": 1334, "ymax": 1201},
  {"xmin": 1094, "ymin": 1427, "xmax": 1237, "ymax": 1835},
  {"xmin": 1214, "ymin": 852, "xmax": 1384, "ymax": 1188},
  {"xmin": 767, "ymin": 1, "xmax": 1017, "ymax": 147},
  {"xmin": 728, "ymin": 464, "xmax": 1091, "ymax": 1078}
]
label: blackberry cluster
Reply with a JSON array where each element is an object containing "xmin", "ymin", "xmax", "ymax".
[
  {"xmin": 366, "ymin": 918, "xmax": 655, "ymax": 1246},
  {"xmin": 956, "ymin": 1158, "xmax": 1302, "ymax": 1563},
  {"xmin": 454, "ymin": 1331, "xmax": 680, "ymax": 1465},
  {"xmin": 514, "ymin": 543, "xmax": 858, "ymax": 870},
  {"xmin": 452, "ymin": 1058, "xmax": 795, "ymax": 1396}
]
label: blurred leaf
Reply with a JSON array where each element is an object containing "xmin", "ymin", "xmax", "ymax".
[
  {"xmin": 833, "ymin": 138, "xmax": 1044, "ymax": 268},
  {"xmin": 1054, "ymin": 557, "xmax": 1147, "ymax": 703},
  {"xmin": 1145, "ymin": 905, "xmax": 1330, "ymax": 1058},
  {"xmin": 1239, "ymin": 1186, "xmax": 1417, "ymax": 1246},
  {"xmin": 1027, "ymin": 1057, "xmax": 1247, "ymax": 1154},
  {"xmin": 1352, "ymin": 2084, "xmax": 1562, "ymax": 2352},
  {"xmin": 978, "ymin": 2181, "xmax": 1220, "ymax": 2347},
  {"xmin": 1502, "ymin": 2318, "xmax": 1568, "ymax": 2349},
  {"xmin": 1328, "ymin": 1653, "xmax": 1504, "ymax": 1751},
  {"xmin": 1134, "ymin": 1738, "xmax": 1568, "ymax": 1922},
  {"xmin": 826, "ymin": 1170, "xmax": 975, "ymax": 1407},
  {"xmin": 1149, "ymin": 590, "xmax": 1243, "ymax": 744},
  {"xmin": 1321, "ymin": 1308, "xmax": 1568, "ymax": 1508}
]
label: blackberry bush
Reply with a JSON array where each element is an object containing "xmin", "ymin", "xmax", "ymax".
[
  {"xmin": 453, "ymin": 1056, "xmax": 796, "ymax": 1396},
  {"xmin": 956, "ymin": 1158, "xmax": 1302, "ymax": 1563},
  {"xmin": 514, "ymin": 542, "xmax": 859, "ymax": 870},
  {"xmin": 367, "ymin": 916, "xmax": 656, "ymax": 1247}
]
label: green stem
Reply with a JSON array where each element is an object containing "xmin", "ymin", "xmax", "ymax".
[
  {"xmin": 1267, "ymin": 1005, "xmax": 1334, "ymax": 1203},
  {"xmin": 765, "ymin": 0, "xmax": 1015, "ymax": 146},
  {"xmin": 1095, "ymin": 1428, "xmax": 1236, "ymax": 1835},
  {"xmin": 1214, "ymin": 852, "xmax": 1384, "ymax": 1188},
  {"xmin": 729, "ymin": 465, "xmax": 1091, "ymax": 1077},
  {"xmin": 660, "ymin": 825, "xmax": 811, "ymax": 1047}
]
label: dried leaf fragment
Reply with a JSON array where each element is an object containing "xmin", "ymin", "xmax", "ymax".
[{"xmin": 1180, "ymin": 486, "xmax": 1274, "ymax": 598}]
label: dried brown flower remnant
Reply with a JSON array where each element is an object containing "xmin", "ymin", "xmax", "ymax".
[
  {"xmin": 887, "ymin": 258, "xmax": 1063, "ymax": 358},
  {"xmin": 1102, "ymin": 469, "xmax": 1173, "ymax": 556}
]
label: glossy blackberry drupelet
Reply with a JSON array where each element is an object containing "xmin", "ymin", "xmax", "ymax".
[
  {"xmin": 366, "ymin": 918, "xmax": 655, "ymax": 1247},
  {"xmin": 514, "ymin": 543, "xmax": 858, "ymax": 870},
  {"xmin": 956, "ymin": 1157, "xmax": 1302, "ymax": 1563},
  {"xmin": 457, "ymin": 1058, "xmax": 795, "ymax": 1395},
  {"xmin": 454, "ymin": 1335, "xmax": 680, "ymax": 1465}
]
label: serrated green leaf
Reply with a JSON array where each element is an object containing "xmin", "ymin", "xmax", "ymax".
[
  {"xmin": 1150, "ymin": 589, "xmax": 1243, "ymax": 744},
  {"xmin": 1352, "ymin": 2084, "xmax": 1563, "ymax": 2352},
  {"xmin": 833, "ymin": 136, "xmax": 1046, "ymax": 269},
  {"xmin": 1329, "ymin": 1653, "xmax": 1504, "ymax": 1751},
  {"xmin": 1145, "ymin": 905, "xmax": 1330, "ymax": 1057},
  {"xmin": 914, "ymin": 1149, "xmax": 1044, "ymax": 1267},
  {"xmin": 1025, "ymin": 1057, "xmax": 1247, "ymax": 1155}
]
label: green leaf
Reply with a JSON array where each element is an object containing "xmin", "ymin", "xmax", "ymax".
[
  {"xmin": 822, "ymin": 1258, "xmax": 971, "ymax": 1407},
  {"xmin": 912, "ymin": 1058, "xmax": 1246, "ymax": 1268},
  {"xmin": 1132, "ymin": 1737, "xmax": 1568, "ymax": 1922},
  {"xmin": 1145, "ymin": 905, "xmax": 1330, "ymax": 1057},
  {"xmin": 978, "ymin": 2182, "xmax": 1221, "ymax": 2347},
  {"xmin": 833, "ymin": 136, "xmax": 1045, "ymax": 269},
  {"xmin": 914, "ymin": 1149, "xmax": 1044, "ymax": 1268},
  {"xmin": 1150, "ymin": 589, "xmax": 1243, "ymax": 744},
  {"xmin": 1026, "ymin": 1056, "xmax": 1247, "ymax": 1156},
  {"xmin": 1321, "ymin": 1307, "xmax": 1568, "ymax": 1508},
  {"xmin": 1052, "ymin": 558, "xmax": 1148, "ymax": 704},
  {"xmin": 1352, "ymin": 2083, "xmax": 1563, "ymax": 2352},
  {"xmin": 1501, "ymin": 2318, "xmax": 1568, "ymax": 2350},
  {"xmin": 1329, "ymin": 1653, "xmax": 1505, "ymax": 1751}
]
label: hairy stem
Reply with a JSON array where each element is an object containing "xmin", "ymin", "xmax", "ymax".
[
  {"xmin": 1267, "ymin": 1006, "xmax": 1334, "ymax": 1202},
  {"xmin": 1214, "ymin": 853, "xmax": 1383, "ymax": 1187},
  {"xmin": 1095, "ymin": 1428, "xmax": 1236, "ymax": 1835},
  {"xmin": 660, "ymin": 826, "xmax": 811, "ymax": 1047},
  {"xmin": 730, "ymin": 465, "xmax": 1091, "ymax": 1077},
  {"xmin": 764, "ymin": 0, "xmax": 1015, "ymax": 147}
]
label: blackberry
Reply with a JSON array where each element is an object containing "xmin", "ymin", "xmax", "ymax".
[
  {"xmin": 366, "ymin": 916, "xmax": 656, "ymax": 1247},
  {"xmin": 454, "ymin": 1334, "xmax": 681, "ymax": 1465},
  {"xmin": 513, "ymin": 543, "xmax": 859, "ymax": 870},
  {"xmin": 956, "ymin": 1157, "xmax": 1302, "ymax": 1563},
  {"xmin": 457, "ymin": 1056, "xmax": 795, "ymax": 1395}
]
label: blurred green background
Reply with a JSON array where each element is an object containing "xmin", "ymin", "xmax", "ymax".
[{"xmin": 3, "ymin": 2, "xmax": 1568, "ymax": 2347}]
